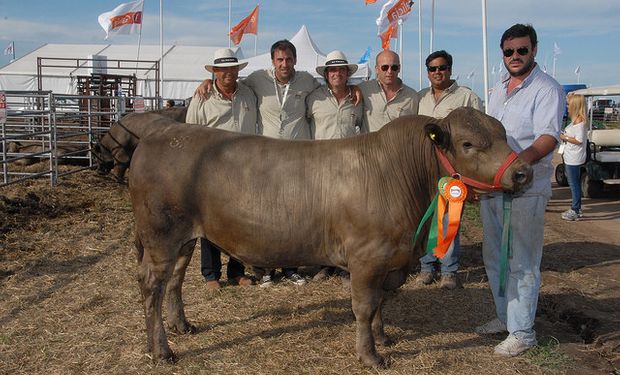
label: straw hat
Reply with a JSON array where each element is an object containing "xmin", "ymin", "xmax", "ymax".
[
  {"xmin": 316, "ymin": 50, "xmax": 358, "ymax": 77},
  {"xmin": 204, "ymin": 48, "xmax": 248, "ymax": 73}
]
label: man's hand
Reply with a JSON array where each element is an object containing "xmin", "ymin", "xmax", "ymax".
[
  {"xmin": 194, "ymin": 79, "xmax": 214, "ymax": 101},
  {"xmin": 350, "ymin": 85, "xmax": 362, "ymax": 106}
]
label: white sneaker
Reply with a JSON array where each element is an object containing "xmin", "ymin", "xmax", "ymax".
[
  {"xmin": 475, "ymin": 318, "xmax": 507, "ymax": 334},
  {"xmin": 561, "ymin": 209, "xmax": 578, "ymax": 221},
  {"xmin": 494, "ymin": 334, "xmax": 536, "ymax": 357},
  {"xmin": 258, "ymin": 275, "xmax": 273, "ymax": 288}
]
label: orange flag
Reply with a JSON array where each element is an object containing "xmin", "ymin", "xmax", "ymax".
[
  {"xmin": 365, "ymin": 0, "xmax": 378, "ymax": 4},
  {"xmin": 380, "ymin": 23, "xmax": 398, "ymax": 50},
  {"xmin": 229, "ymin": 5, "xmax": 259, "ymax": 45}
]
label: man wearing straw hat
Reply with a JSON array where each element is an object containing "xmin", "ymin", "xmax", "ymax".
[
  {"xmin": 307, "ymin": 50, "xmax": 365, "ymax": 284},
  {"xmin": 307, "ymin": 50, "xmax": 366, "ymax": 139},
  {"xmin": 186, "ymin": 48, "xmax": 257, "ymax": 289},
  {"xmin": 358, "ymin": 50, "xmax": 419, "ymax": 132}
]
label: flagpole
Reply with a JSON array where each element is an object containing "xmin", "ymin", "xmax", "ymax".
[
  {"xmin": 481, "ymin": 0, "xmax": 489, "ymax": 113},
  {"xmin": 418, "ymin": 0, "xmax": 423, "ymax": 90},
  {"xmin": 429, "ymin": 0, "xmax": 434, "ymax": 55},
  {"xmin": 228, "ymin": 0, "xmax": 232, "ymax": 48},
  {"xmin": 254, "ymin": 34, "xmax": 258, "ymax": 56},
  {"xmin": 398, "ymin": 18, "xmax": 403, "ymax": 78}
]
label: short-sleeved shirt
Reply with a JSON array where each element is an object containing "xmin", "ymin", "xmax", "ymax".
[
  {"xmin": 487, "ymin": 64, "xmax": 565, "ymax": 197},
  {"xmin": 185, "ymin": 81, "xmax": 257, "ymax": 134},
  {"xmin": 562, "ymin": 121, "xmax": 587, "ymax": 166},
  {"xmin": 306, "ymin": 86, "xmax": 365, "ymax": 139},
  {"xmin": 244, "ymin": 68, "xmax": 320, "ymax": 140},
  {"xmin": 418, "ymin": 81, "xmax": 483, "ymax": 118},
  {"xmin": 358, "ymin": 79, "xmax": 420, "ymax": 132}
]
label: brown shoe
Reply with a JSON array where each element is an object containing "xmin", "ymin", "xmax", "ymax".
[
  {"xmin": 233, "ymin": 276, "xmax": 254, "ymax": 286},
  {"xmin": 206, "ymin": 280, "xmax": 221, "ymax": 290},
  {"xmin": 439, "ymin": 273, "xmax": 460, "ymax": 290},
  {"xmin": 415, "ymin": 271, "xmax": 434, "ymax": 285}
]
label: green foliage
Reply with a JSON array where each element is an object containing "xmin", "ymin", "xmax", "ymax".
[{"xmin": 525, "ymin": 336, "xmax": 573, "ymax": 371}]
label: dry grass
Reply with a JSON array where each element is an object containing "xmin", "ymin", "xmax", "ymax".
[{"xmin": 0, "ymin": 170, "xmax": 617, "ymax": 374}]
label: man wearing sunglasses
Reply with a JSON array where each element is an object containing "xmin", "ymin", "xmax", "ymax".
[
  {"xmin": 358, "ymin": 50, "xmax": 419, "ymax": 132},
  {"xmin": 476, "ymin": 24, "xmax": 564, "ymax": 357},
  {"xmin": 415, "ymin": 50, "xmax": 483, "ymax": 290}
]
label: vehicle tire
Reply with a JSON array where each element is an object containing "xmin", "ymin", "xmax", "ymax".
[
  {"xmin": 555, "ymin": 163, "xmax": 569, "ymax": 186},
  {"xmin": 581, "ymin": 173, "xmax": 604, "ymax": 198}
]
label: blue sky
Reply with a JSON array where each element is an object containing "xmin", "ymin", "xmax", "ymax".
[{"xmin": 1, "ymin": 0, "xmax": 619, "ymax": 98}]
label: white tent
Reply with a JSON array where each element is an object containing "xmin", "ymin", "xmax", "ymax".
[
  {"xmin": 0, "ymin": 43, "xmax": 240, "ymax": 99},
  {"xmin": 240, "ymin": 25, "xmax": 371, "ymax": 83},
  {"xmin": 0, "ymin": 25, "xmax": 370, "ymax": 99},
  {"xmin": 572, "ymin": 85, "xmax": 620, "ymax": 97}
]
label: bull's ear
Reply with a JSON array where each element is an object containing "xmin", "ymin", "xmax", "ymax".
[{"xmin": 424, "ymin": 123, "xmax": 449, "ymax": 148}]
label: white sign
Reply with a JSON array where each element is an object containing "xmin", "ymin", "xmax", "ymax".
[
  {"xmin": 134, "ymin": 96, "xmax": 145, "ymax": 113},
  {"xmin": 0, "ymin": 92, "xmax": 6, "ymax": 124}
]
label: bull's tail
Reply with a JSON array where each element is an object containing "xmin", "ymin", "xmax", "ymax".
[{"xmin": 134, "ymin": 230, "xmax": 144, "ymax": 264}]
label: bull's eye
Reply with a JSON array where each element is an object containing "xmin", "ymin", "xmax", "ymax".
[{"xmin": 463, "ymin": 142, "xmax": 473, "ymax": 150}]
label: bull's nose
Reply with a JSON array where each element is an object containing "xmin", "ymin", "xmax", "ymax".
[{"xmin": 513, "ymin": 171, "xmax": 528, "ymax": 185}]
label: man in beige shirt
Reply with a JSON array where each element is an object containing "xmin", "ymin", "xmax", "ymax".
[
  {"xmin": 416, "ymin": 50, "xmax": 483, "ymax": 290},
  {"xmin": 186, "ymin": 48, "xmax": 257, "ymax": 290},
  {"xmin": 307, "ymin": 50, "xmax": 365, "ymax": 139},
  {"xmin": 358, "ymin": 50, "xmax": 419, "ymax": 132},
  {"xmin": 417, "ymin": 50, "xmax": 483, "ymax": 118},
  {"xmin": 186, "ymin": 49, "xmax": 257, "ymax": 134}
]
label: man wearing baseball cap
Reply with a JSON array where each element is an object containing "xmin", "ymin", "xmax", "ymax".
[{"xmin": 186, "ymin": 48, "xmax": 257, "ymax": 289}]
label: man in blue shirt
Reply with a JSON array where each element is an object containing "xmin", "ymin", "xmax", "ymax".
[{"xmin": 475, "ymin": 24, "xmax": 565, "ymax": 357}]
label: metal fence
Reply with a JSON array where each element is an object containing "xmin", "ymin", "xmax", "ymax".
[{"xmin": 1, "ymin": 90, "xmax": 160, "ymax": 187}]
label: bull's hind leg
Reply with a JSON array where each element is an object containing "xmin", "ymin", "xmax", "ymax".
[
  {"xmin": 372, "ymin": 298, "xmax": 393, "ymax": 347},
  {"xmin": 350, "ymin": 272, "xmax": 386, "ymax": 368},
  {"xmin": 136, "ymin": 236, "xmax": 176, "ymax": 362},
  {"xmin": 166, "ymin": 239, "xmax": 197, "ymax": 334}
]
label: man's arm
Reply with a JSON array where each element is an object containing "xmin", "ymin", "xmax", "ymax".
[
  {"xmin": 194, "ymin": 79, "xmax": 213, "ymax": 101},
  {"xmin": 518, "ymin": 134, "xmax": 557, "ymax": 164}
]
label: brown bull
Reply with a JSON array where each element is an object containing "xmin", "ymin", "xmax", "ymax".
[
  {"xmin": 94, "ymin": 106, "xmax": 187, "ymax": 182},
  {"xmin": 128, "ymin": 107, "xmax": 532, "ymax": 367}
]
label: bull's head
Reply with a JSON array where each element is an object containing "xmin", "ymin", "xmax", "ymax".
[
  {"xmin": 92, "ymin": 133, "xmax": 114, "ymax": 176},
  {"xmin": 425, "ymin": 107, "xmax": 532, "ymax": 194}
]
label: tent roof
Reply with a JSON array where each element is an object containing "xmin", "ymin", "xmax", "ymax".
[
  {"xmin": 0, "ymin": 43, "xmax": 240, "ymax": 81},
  {"xmin": 572, "ymin": 85, "xmax": 620, "ymax": 97},
  {"xmin": 240, "ymin": 25, "xmax": 370, "ymax": 80}
]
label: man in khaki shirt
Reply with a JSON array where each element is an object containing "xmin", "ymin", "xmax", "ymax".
[
  {"xmin": 186, "ymin": 49, "xmax": 257, "ymax": 134},
  {"xmin": 416, "ymin": 50, "xmax": 483, "ymax": 291},
  {"xmin": 417, "ymin": 50, "xmax": 483, "ymax": 118},
  {"xmin": 307, "ymin": 50, "xmax": 365, "ymax": 139},
  {"xmin": 358, "ymin": 50, "xmax": 419, "ymax": 132},
  {"xmin": 186, "ymin": 48, "xmax": 256, "ymax": 290}
]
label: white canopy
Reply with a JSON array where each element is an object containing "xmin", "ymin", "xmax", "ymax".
[
  {"xmin": 572, "ymin": 85, "xmax": 620, "ymax": 97},
  {"xmin": 0, "ymin": 25, "xmax": 370, "ymax": 99},
  {"xmin": 240, "ymin": 25, "xmax": 370, "ymax": 84}
]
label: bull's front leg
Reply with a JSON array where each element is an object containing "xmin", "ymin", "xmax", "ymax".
[
  {"xmin": 138, "ymin": 254, "xmax": 175, "ymax": 362},
  {"xmin": 165, "ymin": 242, "xmax": 197, "ymax": 335},
  {"xmin": 350, "ymin": 273, "xmax": 386, "ymax": 368}
]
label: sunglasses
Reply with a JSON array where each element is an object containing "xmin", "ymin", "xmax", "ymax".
[
  {"xmin": 503, "ymin": 47, "xmax": 529, "ymax": 57},
  {"xmin": 428, "ymin": 64, "xmax": 449, "ymax": 72},
  {"xmin": 380, "ymin": 64, "xmax": 400, "ymax": 72}
]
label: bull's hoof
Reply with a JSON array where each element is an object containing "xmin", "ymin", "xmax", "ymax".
[
  {"xmin": 168, "ymin": 320, "xmax": 197, "ymax": 335},
  {"xmin": 357, "ymin": 353, "xmax": 386, "ymax": 369},
  {"xmin": 152, "ymin": 348, "xmax": 177, "ymax": 364},
  {"xmin": 375, "ymin": 335, "xmax": 393, "ymax": 347}
]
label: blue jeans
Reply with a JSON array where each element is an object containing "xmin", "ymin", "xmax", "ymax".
[
  {"xmin": 565, "ymin": 164, "xmax": 582, "ymax": 212},
  {"xmin": 480, "ymin": 194, "xmax": 546, "ymax": 345},
  {"xmin": 419, "ymin": 215, "xmax": 461, "ymax": 274}
]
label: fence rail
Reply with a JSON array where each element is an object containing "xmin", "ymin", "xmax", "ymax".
[{"xmin": 1, "ymin": 90, "xmax": 160, "ymax": 187}]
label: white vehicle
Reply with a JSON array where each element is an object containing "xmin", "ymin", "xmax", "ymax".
[{"xmin": 555, "ymin": 85, "xmax": 620, "ymax": 198}]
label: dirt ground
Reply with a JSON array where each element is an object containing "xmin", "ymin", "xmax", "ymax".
[{"xmin": 0, "ymin": 164, "xmax": 619, "ymax": 375}]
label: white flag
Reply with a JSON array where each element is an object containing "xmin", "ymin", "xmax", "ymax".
[
  {"xmin": 3, "ymin": 41, "xmax": 14, "ymax": 56},
  {"xmin": 376, "ymin": 0, "xmax": 413, "ymax": 35},
  {"xmin": 98, "ymin": 0, "xmax": 144, "ymax": 39},
  {"xmin": 574, "ymin": 65, "xmax": 581, "ymax": 74},
  {"xmin": 553, "ymin": 42, "xmax": 562, "ymax": 56}
]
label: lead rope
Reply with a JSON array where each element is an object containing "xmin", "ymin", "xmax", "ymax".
[{"xmin": 499, "ymin": 193, "xmax": 513, "ymax": 297}]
